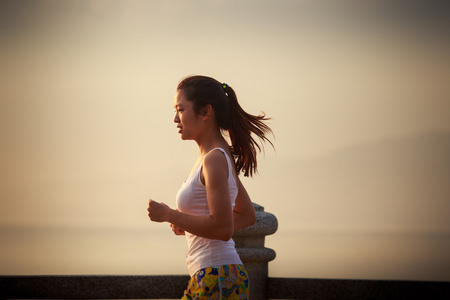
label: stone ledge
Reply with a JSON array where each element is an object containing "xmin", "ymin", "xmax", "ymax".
[
  {"xmin": 237, "ymin": 247, "xmax": 276, "ymax": 263},
  {"xmin": 233, "ymin": 203, "xmax": 278, "ymax": 238},
  {"xmin": 0, "ymin": 275, "xmax": 190, "ymax": 299}
]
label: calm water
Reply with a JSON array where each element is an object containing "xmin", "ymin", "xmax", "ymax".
[{"xmin": 1, "ymin": 225, "xmax": 449, "ymax": 281}]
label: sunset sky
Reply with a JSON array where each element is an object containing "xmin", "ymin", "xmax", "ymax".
[{"xmin": 1, "ymin": 0, "xmax": 449, "ymax": 280}]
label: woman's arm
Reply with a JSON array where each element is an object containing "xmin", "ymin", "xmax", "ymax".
[
  {"xmin": 154, "ymin": 180, "xmax": 255, "ymax": 236},
  {"xmin": 148, "ymin": 150, "xmax": 234, "ymax": 241},
  {"xmin": 233, "ymin": 177, "xmax": 256, "ymax": 231}
]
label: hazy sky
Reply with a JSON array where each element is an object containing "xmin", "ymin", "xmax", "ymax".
[{"xmin": 1, "ymin": 0, "xmax": 450, "ymax": 279}]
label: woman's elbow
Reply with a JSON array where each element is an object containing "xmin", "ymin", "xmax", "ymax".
[
  {"xmin": 245, "ymin": 208, "xmax": 256, "ymax": 227},
  {"xmin": 218, "ymin": 225, "xmax": 234, "ymax": 241},
  {"xmin": 221, "ymin": 233, "xmax": 233, "ymax": 242},
  {"xmin": 249, "ymin": 211, "xmax": 256, "ymax": 226}
]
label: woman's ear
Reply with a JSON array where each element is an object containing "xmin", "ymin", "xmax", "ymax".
[{"xmin": 201, "ymin": 104, "xmax": 213, "ymax": 120}]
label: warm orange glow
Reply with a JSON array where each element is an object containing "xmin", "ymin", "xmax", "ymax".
[{"xmin": 1, "ymin": 0, "xmax": 449, "ymax": 280}]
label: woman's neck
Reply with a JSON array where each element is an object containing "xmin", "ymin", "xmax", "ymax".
[{"xmin": 196, "ymin": 131, "xmax": 228, "ymax": 157}]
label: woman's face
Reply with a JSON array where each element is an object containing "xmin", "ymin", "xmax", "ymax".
[{"xmin": 173, "ymin": 90, "xmax": 202, "ymax": 140}]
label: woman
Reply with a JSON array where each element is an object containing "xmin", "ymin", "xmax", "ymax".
[{"xmin": 147, "ymin": 75, "xmax": 273, "ymax": 299}]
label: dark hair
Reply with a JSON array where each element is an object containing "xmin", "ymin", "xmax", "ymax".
[{"xmin": 177, "ymin": 75, "xmax": 273, "ymax": 177}]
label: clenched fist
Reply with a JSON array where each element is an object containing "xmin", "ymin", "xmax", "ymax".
[{"xmin": 147, "ymin": 200, "xmax": 171, "ymax": 223}]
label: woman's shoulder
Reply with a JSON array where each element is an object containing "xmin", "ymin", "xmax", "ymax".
[
  {"xmin": 204, "ymin": 147, "xmax": 236, "ymax": 175},
  {"xmin": 204, "ymin": 148, "xmax": 227, "ymax": 164},
  {"xmin": 199, "ymin": 149, "xmax": 228, "ymax": 185},
  {"xmin": 204, "ymin": 148, "xmax": 231, "ymax": 172}
]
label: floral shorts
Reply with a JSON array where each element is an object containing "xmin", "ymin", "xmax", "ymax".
[{"xmin": 181, "ymin": 264, "xmax": 249, "ymax": 300}]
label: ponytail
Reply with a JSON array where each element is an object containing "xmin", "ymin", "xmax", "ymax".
[
  {"xmin": 224, "ymin": 85, "xmax": 273, "ymax": 177},
  {"xmin": 177, "ymin": 75, "xmax": 273, "ymax": 177}
]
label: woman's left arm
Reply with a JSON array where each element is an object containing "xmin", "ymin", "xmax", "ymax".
[{"xmin": 233, "ymin": 177, "xmax": 256, "ymax": 231}]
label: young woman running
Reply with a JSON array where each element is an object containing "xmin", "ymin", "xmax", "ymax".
[{"xmin": 147, "ymin": 75, "xmax": 273, "ymax": 299}]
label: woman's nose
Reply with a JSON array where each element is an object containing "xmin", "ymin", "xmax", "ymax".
[{"xmin": 173, "ymin": 112, "xmax": 180, "ymax": 123}]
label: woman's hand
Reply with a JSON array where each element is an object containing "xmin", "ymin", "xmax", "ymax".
[
  {"xmin": 147, "ymin": 200, "xmax": 172, "ymax": 223},
  {"xmin": 170, "ymin": 209, "xmax": 185, "ymax": 235},
  {"xmin": 170, "ymin": 223, "xmax": 185, "ymax": 235}
]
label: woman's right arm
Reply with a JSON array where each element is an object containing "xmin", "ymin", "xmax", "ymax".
[
  {"xmin": 233, "ymin": 178, "xmax": 256, "ymax": 231},
  {"xmin": 167, "ymin": 179, "xmax": 255, "ymax": 235}
]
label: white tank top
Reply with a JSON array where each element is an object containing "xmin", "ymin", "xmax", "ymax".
[{"xmin": 176, "ymin": 147, "xmax": 242, "ymax": 276}]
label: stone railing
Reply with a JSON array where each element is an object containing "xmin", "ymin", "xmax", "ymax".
[
  {"xmin": 233, "ymin": 203, "xmax": 278, "ymax": 299},
  {"xmin": 1, "ymin": 203, "xmax": 449, "ymax": 299}
]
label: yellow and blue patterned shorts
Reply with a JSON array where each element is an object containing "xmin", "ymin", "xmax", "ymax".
[{"xmin": 182, "ymin": 264, "xmax": 249, "ymax": 300}]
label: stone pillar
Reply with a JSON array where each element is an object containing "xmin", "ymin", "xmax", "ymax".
[{"xmin": 233, "ymin": 203, "xmax": 278, "ymax": 300}]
